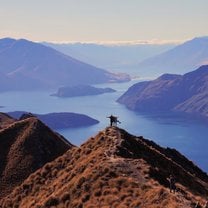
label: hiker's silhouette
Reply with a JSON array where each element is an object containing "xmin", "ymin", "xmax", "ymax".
[{"xmin": 107, "ymin": 115, "xmax": 121, "ymax": 126}]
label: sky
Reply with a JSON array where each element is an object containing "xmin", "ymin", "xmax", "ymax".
[{"xmin": 0, "ymin": 0, "xmax": 208, "ymax": 43}]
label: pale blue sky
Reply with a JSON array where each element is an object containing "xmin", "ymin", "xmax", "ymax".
[{"xmin": 0, "ymin": 0, "xmax": 207, "ymax": 43}]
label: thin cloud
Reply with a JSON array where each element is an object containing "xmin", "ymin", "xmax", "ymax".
[{"xmin": 48, "ymin": 39, "xmax": 185, "ymax": 46}]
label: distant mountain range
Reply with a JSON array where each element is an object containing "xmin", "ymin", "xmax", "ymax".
[
  {"xmin": 136, "ymin": 37, "xmax": 208, "ymax": 77},
  {"xmin": 0, "ymin": 38, "xmax": 129, "ymax": 91},
  {"xmin": 118, "ymin": 65, "xmax": 208, "ymax": 119},
  {"xmin": 0, "ymin": 116, "xmax": 72, "ymax": 198},
  {"xmin": 43, "ymin": 42, "xmax": 175, "ymax": 75},
  {"xmin": 1, "ymin": 37, "xmax": 207, "ymax": 87},
  {"xmin": 1, "ymin": 126, "xmax": 208, "ymax": 207}
]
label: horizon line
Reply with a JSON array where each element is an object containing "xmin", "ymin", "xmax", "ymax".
[
  {"xmin": 1, "ymin": 36, "xmax": 207, "ymax": 46},
  {"xmin": 0, "ymin": 36, "xmax": 187, "ymax": 45},
  {"xmin": 44, "ymin": 39, "xmax": 185, "ymax": 46}
]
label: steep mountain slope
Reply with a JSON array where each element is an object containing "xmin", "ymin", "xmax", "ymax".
[
  {"xmin": 1, "ymin": 127, "xmax": 208, "ymax": 207},
  {"xmin": 0, "ymin": 112, "xmax": 16, "ymax": 129},
  {"xmin": 0, "ymin": 116, "xmax": 73, "ymax": 198},
  {"xmin": 118, "ymin": 65, "xmax": 208, "ymax": 118},
  {"xmin": 0, "ymin": 38, "xmax": 129, "ymax": 91},
  {"xmin": 137, "ymin": 37, "xmax": 208, "ymax": 77}
]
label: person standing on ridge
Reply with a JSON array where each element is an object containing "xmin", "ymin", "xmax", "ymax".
[
  {"xmin": 107, "ymin": 115, "xmax": 121, "ymax": 126},
  {"xmin": 168, "ymin": 174, "xmax": 176, "ymax": 193}
]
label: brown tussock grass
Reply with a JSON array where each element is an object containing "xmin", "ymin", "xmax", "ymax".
[{"xmin": 1, "ymin": 127, "xmax": 208, "ymax": 207}]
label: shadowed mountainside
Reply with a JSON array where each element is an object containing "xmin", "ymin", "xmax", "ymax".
[
  {"xmin": 118, "ymin": 65, "xmax": 208, "ymax": 119},
  {"xmin": 1, "ymin": 127, "xmax": 208, "ymax": 207},
  {"xmin": 7, "ymin": 111, "xmax": 99, "ymax": 129},
  {"xmin": 0, "ymin": 117, "xmax": 73, "ymax": 198},
  {"xmin": 0, "ymin": 38, "xmax": 130, "ymax": 91}
]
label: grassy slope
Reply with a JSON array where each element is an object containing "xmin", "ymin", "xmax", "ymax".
[
  {"xmin": 0, "ymin": 117, "xmax": 72, "ymax": 198},
  {"xmin": 1, "ymin": 127, "xmax": 208, "ymax": 207}
]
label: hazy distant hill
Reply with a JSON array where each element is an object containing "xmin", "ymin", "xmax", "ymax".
[
  {"xmin": 1, "ymin": 127, "xmax": 208, "ymax": 207},
  {"xmin": 44, "ymin": 42, "xmax": 175, "ymax": 75},
  {"xmin": 136, "ymin": 37, "xmax": 208, "ymax": 77},
  {"xmin": 51, "ymin": 85, "xmax": 116, "ymax": 97},
  {"xmin": 0, "ymin": 38, "xmax": 129, "ymax": 91},
  {"xmin": 0, "ymin": 72, "xmax": 11, "ymax": 91},
  {"xmin": 7, "ymin": 111, "xmax": 99, "ymax": 129},
  {"xmin": 0, "ymin": 116, "xmax": 72, "ymax": 198},
  {"xmin": 118, "ymin": 65, "xmax": 208, "ymax": 118}
]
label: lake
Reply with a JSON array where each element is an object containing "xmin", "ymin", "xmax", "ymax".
[{"xmin": 0, "ymin": 79, "xmax": 208, "ymax": 172}]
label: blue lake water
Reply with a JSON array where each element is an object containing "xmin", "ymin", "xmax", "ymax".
[{"xmin": 0, "ymin": 79, "xmax": 208, "ymax": 172}]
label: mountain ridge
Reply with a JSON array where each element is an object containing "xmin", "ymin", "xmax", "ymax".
[
  {"xmin": 0, "ymin": 116, "xmax": 73, "ymax": 198},
  {"xmin": 1, "ymin": 126, "xmax": 208, "ymax": 207}
]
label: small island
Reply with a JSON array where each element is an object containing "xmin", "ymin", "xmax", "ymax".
[
  {"xmin": 51, "ymin": 85, "xmax": 116, "ymax": 97},
  {"xmin": 7, "ymin": 111, "xmax": 99, "ymax": 130}
]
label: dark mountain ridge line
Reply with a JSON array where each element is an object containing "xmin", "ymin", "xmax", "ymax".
[{"xmin": 1, "ymin": 127, "xmax": 208, "ymax": 207}]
